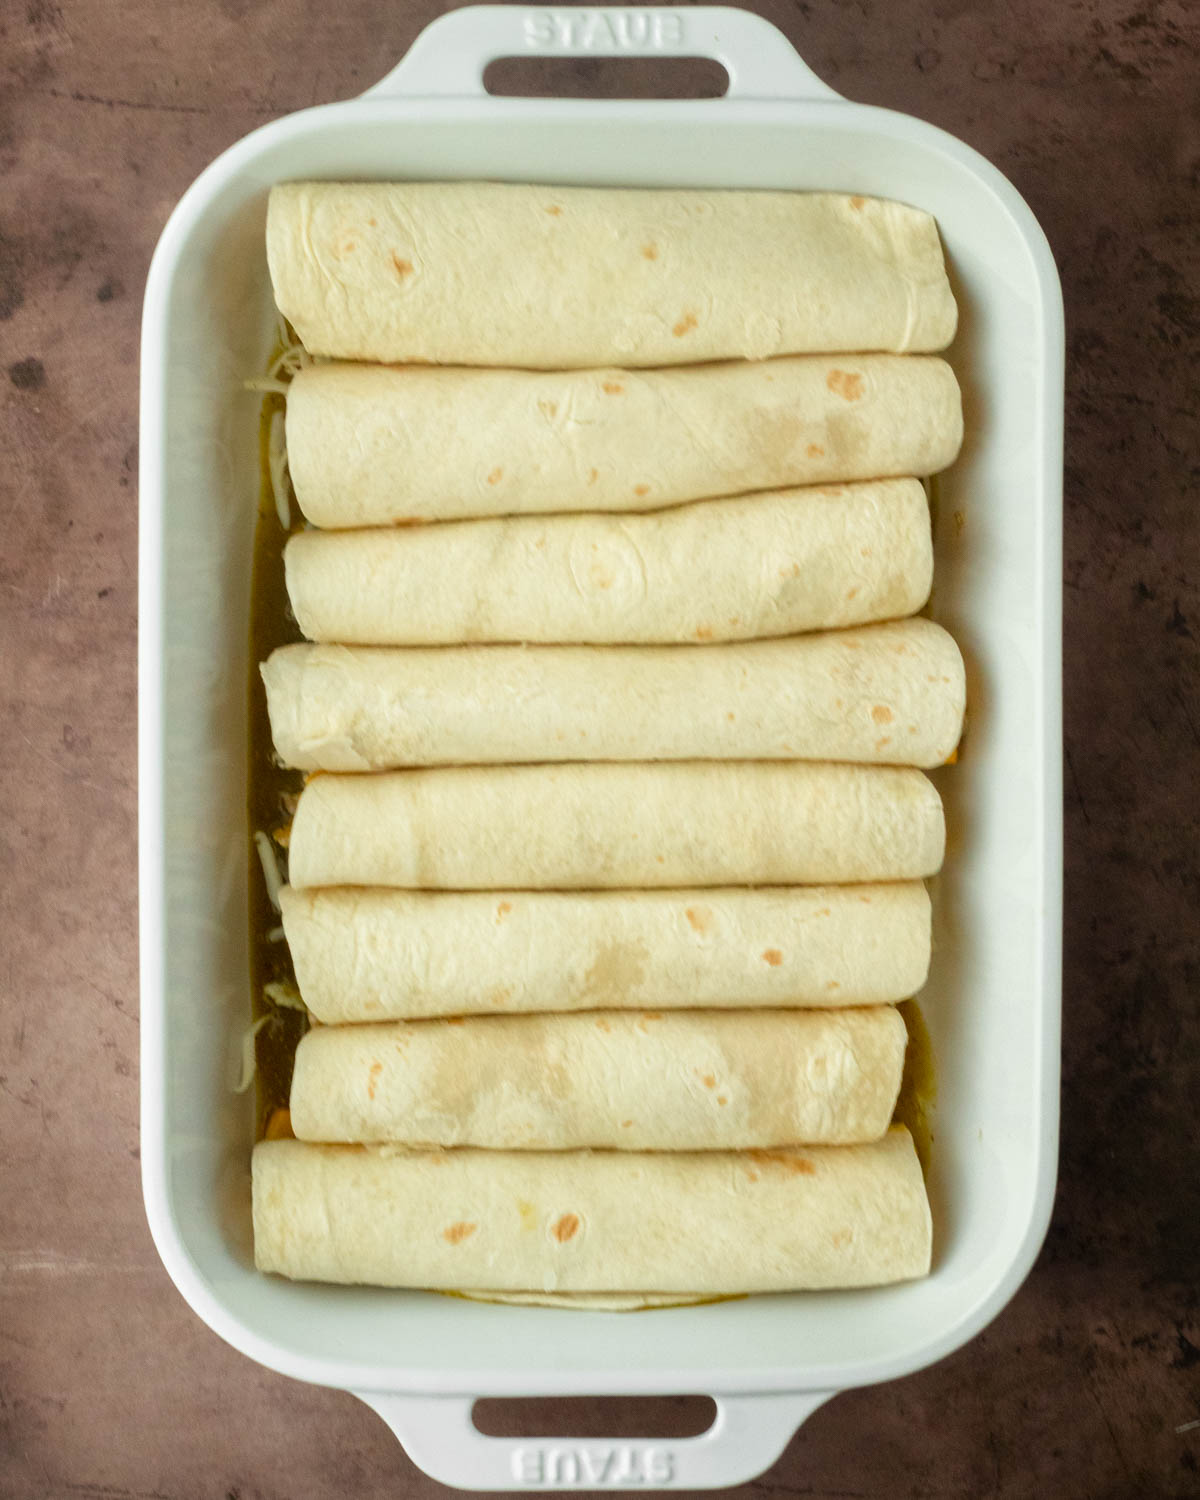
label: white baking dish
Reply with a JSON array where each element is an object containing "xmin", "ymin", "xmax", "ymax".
[{"xmin": 138, "ymin": 6, "xmax": 1063, "ymax": 1489}]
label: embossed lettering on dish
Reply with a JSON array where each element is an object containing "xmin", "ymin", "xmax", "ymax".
[
  {"xmin": 513, "ymin": 1445, "xmax": 676, "ymax": 1486},
  {"xmin": 525, "ymin": 11, "xmax": 687, "ymax": 50}
]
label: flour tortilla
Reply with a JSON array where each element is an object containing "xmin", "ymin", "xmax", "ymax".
[
  {"xmin": 252, "ymin": 1129, "xmax": 931, "ymax": 1292},
  {"xmin": 266, "ymin": 182, "xmax": 957, "ymax": 368},
  {"xmin": 286, "ymin": 761, "xmax": 945, "ymax": 891},
  {"xmin": 261, "ymin": 620, "xmax": 965, "ymax": 772},
  {"xmin": 283, "ymin": 480, "xmax": 932, "ymax": 647},
  {"xmin": 279, "ymin": 883, "xmax": 931, "ymax": 1023},
  {"xmin": 289, "ymin": 1007, "xmax": 907, "ymax": 1151},
  {"xmin": 285, "ymin": 355, "xmax": 962, "ymax": 526}
]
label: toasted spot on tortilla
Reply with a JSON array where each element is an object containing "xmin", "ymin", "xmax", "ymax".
[
  {"xmin": 588, "ymin": 467, "xmax": 599, "ymax": 484},
  {"xmin": 445, "ymin": 1017, "xmax": 465, "ymax": 1026},
  {"xmin": 749, "ymin": 1150, "xmax": 816, "ymax": 1175},
  {"xmin": 858, "ymin": 894, "xmax": 872, "ymax": 904},
  {"xmin": 695, "ymin": 626, "xmax": 713, "ymax": 640},
  {"xmin": 544, "ymin": 204, "xmax": 562, "ymax": 216},
  {"xmin": 872, "ymin": 705, "xmax": 895, "ymax": 724},
  {"xmin": 595, "ymin": 1017, "xmax": 612, "ymax": 1033},
  {"xmin": 717, "ymin": 1095, "xmax": 728, "ymax": 1106},
  {"xmin": 642, "ymin": 243, "xmax": 658, "ymax": 260},
  {"xmin": 850, "ymin": 196, "xmax": 867, "ymax": 210},
  {"xmin": 762, "ymin": 948, "xmax": 784, "ymax": 967},
  {"xmin": 806, "ymin": 443, "xmax": 825, "ymax": 458},
  {"xmin": 876, "ymin": 736, "xmax": 892, "ymax": 750},
  {"xmin": 826, "ymin": 980, "xmax": 841, "ymax": 991},
  {"xmin": 621, "ymin": 1119, "xmax": 634, "ymax": 1128},
  {"xmin": 368, "ymin": 217, "xmax": 378, "ymax": 227},
  {"xmin": 634, "ymin": 483, "xmax": 650, "ymax": 496},
  {"xmin": 367, "ymin": 1061, "xmax": 382, "ymax": 1099},
  {"xmin": 496, "ymin": 900, "xmax": 513, "ymax": 919},
  {"xmin": 486, "ymin": 467, "xmax": 504, "ymax": 485},
  {"xmin": 817, "ymin": 908, "xmax": 831, "ymax": 917},
  {"xmin": 846, "ymin": 586, "xmax": 860, "ymax": 600},
  {"xmin": 444, "ymin": 1221, "xmax": 477, "ymax": 1244},
  {"xmin": 832, "ymin": 1227, "xmax": 854, "ymax": 1247},
  {"xmin": 685, "ymin": 906, "xmax": 714, "ymax": 935},
  {"xmin": 552, "ymin": 1212, "xmax": 580, "ymax": 1242},
  {"xmin": 826, "ymin": 369, "xmax": 864, "ymax": 401},
  {"xmin": 602, "ymin": 381, "xmax": 625, "ymax": 394},
  {"xmin": 672, "ymin": 312, "xmax": 698, "ymax": 337},
  {"xmin": 700, "ymin": 1073, "xmax": 717, "ymax": 1089},
  {"xmin": 538, "ymin": 398, "xmax": 558, "ymax": 418},
  {"xmin": 726, "ymin": 712, "xmax": 735, "ymax": 722},
  {"xmin": 390, "ymin": 253, "xmax": 413, "ymax": 277}
]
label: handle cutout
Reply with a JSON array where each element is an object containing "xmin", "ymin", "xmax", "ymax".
[
  {"xmin": 483, "ymin": 55, "xmax": 729, "ymax": 99},
  {"xmin": 472, "ymin": 1394, "xmax": 718, "ymax": 1440}
]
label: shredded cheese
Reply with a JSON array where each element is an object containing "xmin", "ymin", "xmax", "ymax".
[
  {"xmin": 254, "ymin": 829, "xmax": 284, "ymax": 912},
  {"xmin": 264, "ymin": 980, "xmax": 306, "ymax": 1013},
  {"xmin": 234, "ymin": 1014, "xmax": 271, "ymax": 1094}
]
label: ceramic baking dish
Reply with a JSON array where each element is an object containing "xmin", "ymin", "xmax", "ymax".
[{"xmin": 138, "ymin": 6, "xmax": 1063, "ymax": 1489}]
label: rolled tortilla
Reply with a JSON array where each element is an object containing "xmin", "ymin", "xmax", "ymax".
[
  {"xmin": 252, "ymin": 1128, "xmax": 932, "ymax": 1292},
  {"xmin": 284, "ymin": 480, "xmax": 932, "ymax": 647},
  {"xmin": 285, "ymin": 355, "xmax": 962, "ymax": 527},
  {"xmin": 286, "ymin": 761, "xmax": 944, "ymax": 891},
  {"xmin": 266, "ymin": 182, "xmax": 957, "ymax": 367},
  {"xmin": 261, "ymin": 619, "xmax": 965, "ymax": 772},
  {"xmin": 288, "ymin": 1007, "xmax": 907, "ymax": 1151},
  {"xmin": 280, "ymin": 883, "xmax": 931, "ymax": 1022}
]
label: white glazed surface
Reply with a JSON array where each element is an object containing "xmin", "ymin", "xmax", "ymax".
[{"xmin": 139, "ymin": 6, "xmax": 1063, "ymax": 1489}]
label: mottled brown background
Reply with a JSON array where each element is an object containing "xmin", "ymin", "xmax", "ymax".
[{"xmin": 1, "ymin": 1, "xmax": 1197, "ymax": 1496}]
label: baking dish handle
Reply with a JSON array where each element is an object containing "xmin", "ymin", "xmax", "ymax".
[
  {"xmin": 360, "ymin": 5, "xmax": 842, "ymax": 103},
  {"xmin": 357, "ymin": 1389, "xmax": 835, "ymax": 1491}
]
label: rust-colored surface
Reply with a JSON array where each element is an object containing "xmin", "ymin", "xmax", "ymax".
[{"xmin": 1, "ymin": 2, "xmax": 1198, "ymax": 1496}]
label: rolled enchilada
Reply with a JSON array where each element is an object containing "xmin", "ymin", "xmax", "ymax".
[
  {"xmin": 286, "ymin": 761, "xmax": 944, "ymax": 891},
  {"xmin": 262, "ymin": 619, "xmax": 965, "ymax": 772},
  {"xmin": 279, "ymin": 883, "xmax": 931, "ymax": 1023},
  {"xmin": 252, "ymin": 1128, "xmax": 932, "ymax": 1293},
  {"xmin": 266, "ymin": 182, "xmax": 957, "ymax": 368},
  {"xmin": 284, "ymin": 355, "xmax": 962, "ymax": 526},
  {"xmin": 283, "ymin": 479, "xmax": 932, "ymax": 647},
  {"xmin": 288, "ymin": 1007, "xmax": 908, "ymax": 1151}
]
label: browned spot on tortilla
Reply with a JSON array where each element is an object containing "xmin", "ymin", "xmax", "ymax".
[
  {"xmin": 391, "ymin": 253, "xmax": 413, "ymax": 277},
  {"xmin": 641, "ymin": 1011, "xmax": 663, "ymax": 1023},
  {"xmin": 817, "ymin": 907, "xmax": 831, "ymax": 917},
  {"xmin": 748, "ymin": 1150, "xmax": 816, "ymax": 1175},
  {"xmin": 552, "ymin": 1212, "xmax": 580, "ymax": 1242},
  {"xmin": 672, "ymin": 312, "xmax": 698, "ymax": 337},
  {"xmin": 832, "ymin": 1227, "xmax": 853, "ymax": 1247},
  {"xmin": 595, "ymin": 1017, "xmax": 612, "ymax": 1033},
  {"xmin": 367, "ymin": 216, "xmax": 378, "ymax": 227},
  {"xmin": 444, "ymin": 1221, "xmax": 477, "ymax": 1244},
  {"xmin": 685, "ymin": 906, "xmax": 713, "ymax": 934},
  {"xmin": 538, "ymin": 399, "xmax": 558, "ymax": 418},
  {"xmin": 826, "ymin": 369, "xmax": 864, "ymax": 401},
  {"xmin": 621, "ymin": 1119, "xmax": 634, "ymax": 1128},
  {"xmin": 367, "ymin": 1061, "xmax": 382, "ymax": 1100},
  {"xmin": 762, "ymin": 948, "xmax": 783, "ymax": 967},
  {"xmin": 726, "ymin": 712, "xmax": 735, "ymax": 722},
  {"xmin": 695, "ymin": 626, "xmax": 713, "ymax": 641},
  {"xmin": 655, "ymin": 853, "xmax": 665, "ymax": 863},
  {"xmin": 872, "ymin": 705, "xmax": 894, "ymax": 724},
  {"xmin": 846, "ymin": 586, "xmax": 860, "ymax": 600},
  {"xmin": 588, "ymin": 467, "xmax": 599, "ymax": 484},
  {"xmin": 806, "ymin": 443, "xmax": 825, "ymax": 458},
  {"xmin": 745, "ymin": 1168, "xmax": 761, "ymax": 1183},
  {"xmin": 496, "ymin": 900, "xmax": 512, "ymax": 919},
  {"xmin": 544, "ymin": 205, "xmax": 562, "ymax": 216},
  {"xmin": 486, "ymin": 467, "xmax": 503, "ymax": 485},
  {"xmin": 850, "ymin": 195, "xmax": 866, "ymax": 210},
  {"xmin": 602, "ymin": 381, "xmax": 625, "ymax": 394},
  {"xmin": 826, "ymin": 980, "xmax": 841, "ymax": 991},
  {"xmin": 700, "ymin": 1073, "xmax": 717, "ymax": 1089},
  {"xmin": 642, "ymin": 243, "xmax": 658, "ymax": 260},
  {"xmin": 779, "ymin": 562, "xmax": 802, "ymax": 579},
  {"xmin": 861, "ymin": 547, "xmax": 873, "ymax": 557},
  {"xmin": 717, "ymin": 1095, "xmax": 728, "ymax": 1106},
  {"xmin": 488, "ymin": 984, "xmax": 513, "ymax": 1007},
  {"xmin": 858, "ymin": 895, "xmax": 872, "ymax": 904},
  {"xmin": 634, "ymin": 483, "xmax": 650, "ymax": 496},
  {"xmin": 876, "ymin": 736, "xmax": 892, "ymax": 750}
]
